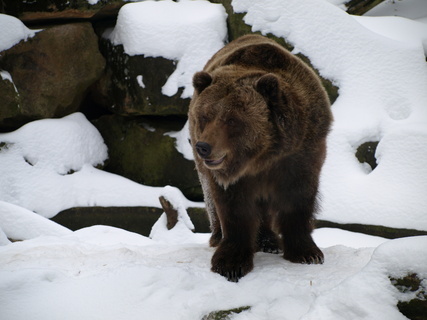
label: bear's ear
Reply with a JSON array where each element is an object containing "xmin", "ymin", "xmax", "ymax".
[
  {"xmin": 193, "ymin": 71, "xmax": 212, "ymax": 94},
  {"xmin": 255, "ymin": 73, "xmax": 280, "ymax": 103}
]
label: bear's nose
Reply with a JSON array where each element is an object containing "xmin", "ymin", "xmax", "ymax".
[{"xmin": 195, "ymin": 141, "xmax": 211, "ymax": 158}]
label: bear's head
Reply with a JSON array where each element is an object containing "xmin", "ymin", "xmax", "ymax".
[{"xmin": 189, "ymin": 70, "xmax": 307, "ymax": 187}]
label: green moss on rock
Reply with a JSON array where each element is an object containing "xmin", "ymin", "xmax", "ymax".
[
  {"xmin": 202, "ymin": 306, "xmax": 251, "ymax": 320},
  {"xmin": 93, "ymin": 114, "xmax": 202, "ymax": 200},
  {"xmin": 390, "ymin": 273, "xmax": 427, "ymax": 320}
]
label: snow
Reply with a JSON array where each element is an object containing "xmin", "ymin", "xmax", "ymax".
[
  {"xmin": 0, "ymin": 70, "xmax": 18, "ymax": 93},
  {"xmin": 354, "ymin": 15, "xmax": 427, "ymax": 54},
  {"xmin": 325, "ymin": 0, "xmax": 349, "ymax": 10},
  {"xmin": 233, "ymin": 0, "xmax": 427, "ymax": 231},
  {"xmin": 0, "ymin": 201, "xmax": 71, "ymax": 242},
  {"xmin": 0, "ymin": 14, "xmax": 39, "ymax": 53},
  {"xmin": 302, "ymin": 236, "xmax": 427, "ymax": 320},
  {"xmin": 0, "ymin": 219, "xmax": 425, "ymax": 319},
  {"xmin": 136, "ymin": 74, "xmax": 145, "ymax": 88},
  {"xmin": 1, "ymin": 0, "xmax": 427, "ymax": 318},
  {"xmin": 164, "ymin": 120, "xmax": 194, "ymax": 160},
  {"xmin": 312, "ymin": 228, "xmax": 387, "ymax": 249},
  {"xmin": 365, "ymin": 0, "xmax": 427, "ymax": 23},
  {"xmin": 107, "ymin": 0, "xmax": 227, "ymax": 98},
  {"xmin": 0, "ymin": 113, "xmax": 201, "ymax": 219}
]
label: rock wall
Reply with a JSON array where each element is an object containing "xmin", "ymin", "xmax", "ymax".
[{"xmin": 0, "ymin": 0, "xmax": 338, "ymax": 201}]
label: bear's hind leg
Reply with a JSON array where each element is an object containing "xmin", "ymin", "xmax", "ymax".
[
  {"xmin": 276, "ymin": 196, "xmax": 323, "ymax": 264},
  {"xmin": 274, "ymin": 156, "xmax": 324, "ymax": 265},
  {"xmin": 257, "ymin": 227, "xmax": 281, "ymax": 254},
  {"xmin": 256, "ymin": 199, "xmax": 281, "ymax": 254},
  {"xmin": 280, "ymin": 213, "xmax": 324, "ymax": 264}
]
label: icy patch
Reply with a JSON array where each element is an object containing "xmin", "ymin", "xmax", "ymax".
[{"xmin": 108, "ymin": 0, "xmax": 227, "ymax": 98}]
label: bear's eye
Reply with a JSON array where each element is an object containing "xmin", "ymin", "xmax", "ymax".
[
  {"xmin": 227, "ymin": 118, "xmax": 236, "ymax": 126},
  {"xmin": 201, "ymin": 115, "xmax": 209, "ymax": 124}
]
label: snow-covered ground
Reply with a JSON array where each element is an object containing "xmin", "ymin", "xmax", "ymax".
[
  {"xmin": 0, "ymin": 224, "xmax": 426, "ymax": 320},
  {"xmin": 1, "ymin": 0, "xmax": 427, "ymax": 319}
]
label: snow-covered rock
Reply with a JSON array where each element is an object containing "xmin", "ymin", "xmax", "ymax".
[
  {"xmin": 108, "ymin": 0, "xmax": 227, "ymax": 99},
  {"xmin": 0, "ymin": 113, "xmax": 200, "ymax": 218}
]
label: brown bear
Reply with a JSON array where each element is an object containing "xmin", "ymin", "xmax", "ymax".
[{"xmin": 188, "ymin": 34, "xmax": 333, "ymax": 282}]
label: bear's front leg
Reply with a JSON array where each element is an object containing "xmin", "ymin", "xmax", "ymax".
[
  {"xmin": 210, "ymin": 186, "xmax": 259, "ymax": 282},
  {"xmin": 211, "ymin": 240, "xmax": 255, "ymax": 282}
]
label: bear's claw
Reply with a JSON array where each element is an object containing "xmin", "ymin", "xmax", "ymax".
[
  {"xmin": 215, "ymin": 268, "xmax": 243, "ymax": 283},
  {"xmin": 284, "ymin": 246, "xmax": 324, "ymax": 265},
  {"xmin": 299, "ymin": 254, "xmax": 324, "ymax": 265}
]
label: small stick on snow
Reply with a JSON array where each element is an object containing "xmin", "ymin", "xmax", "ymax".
[{"xmin": 159, "ymin": 196, "xmax": 178, "ymax": 230}]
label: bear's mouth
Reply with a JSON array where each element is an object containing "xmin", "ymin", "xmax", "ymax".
[{"xmin": 204, "ymin": 155, "xmax": 226, "ymax": 168}]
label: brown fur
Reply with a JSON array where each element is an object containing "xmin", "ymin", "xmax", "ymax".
[{"xmin": 188, "ymin": 35, "xmax": 333, "ymax": 282}]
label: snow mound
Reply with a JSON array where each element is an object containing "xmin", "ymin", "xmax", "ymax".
[
  {"xmin": 0, "ymin": 14, "xmax": 39, "ymax": 52},
  {"xmin": 72, "ymin": 225, "xmax": 154, "ymax": 247},
  {"xmin": 108, "ymin": 0, "xmax": 227, "ymax": 98},
  {"xmin": 354, "ymin": 15, "xmax": 427, "ymax": 54},
  {"xmin": 233, "ymin": 0, "xmax": 427, "ymax": 231},
  {"xmin": 0, "ymin": 201, "xmax": 71, "ymax": 243},
  {"xmin": 0, "ymin": 112, "xmax": 107, "ymax": 175},
  {"xmin": 365, "ymin": 0, "xmax": 427, "ymax": 23}
]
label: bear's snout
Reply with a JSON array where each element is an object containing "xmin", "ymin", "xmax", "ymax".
[{"xmin": 195, "ymin": 141, "xmax": 212, "ymax": 159}]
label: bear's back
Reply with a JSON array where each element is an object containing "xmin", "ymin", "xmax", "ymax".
[
  {"xmin": 204, "ymin": 35, "xmax": 308, "ymax": 81},
  {"xmin": 205, "ymin": 35, "xmax": 283, "ymax": 70},
  {"xmin": 203, "ymin": 34, "xmax": 331, "ymax": 142}
]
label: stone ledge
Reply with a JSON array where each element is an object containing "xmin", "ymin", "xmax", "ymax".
[
  {"xmin": 316, "ymin": 220, "xmax": 427, "ymax": 239},
  {"xmin": 52, "ymin": 206, "xmax": 427, "ymax": 239},
  {"xmin": 52, "ymin": 206, "xmax": 209, "ymax": 236}
]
